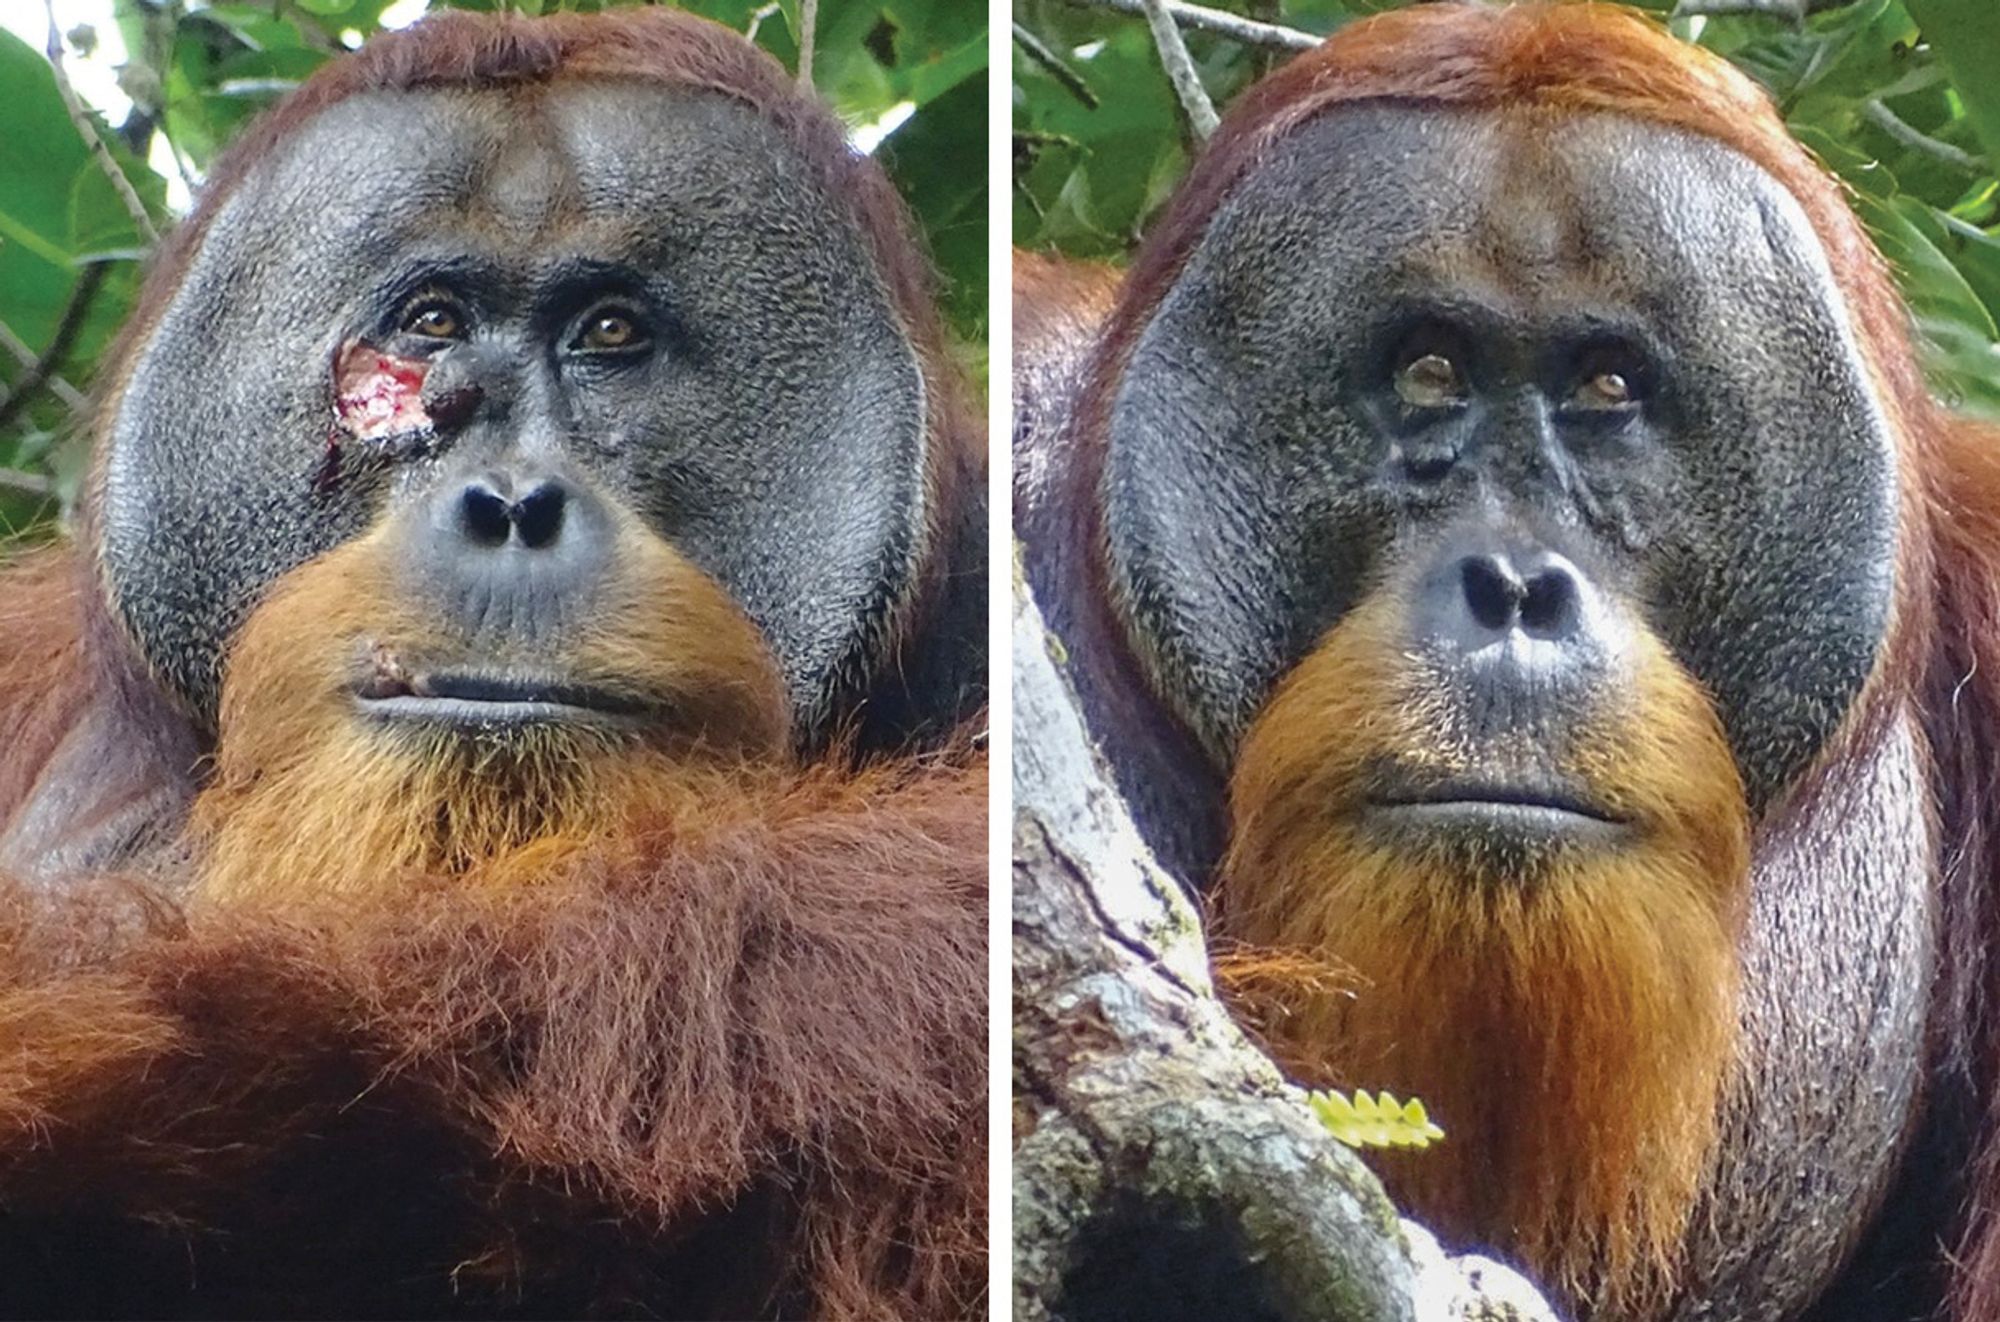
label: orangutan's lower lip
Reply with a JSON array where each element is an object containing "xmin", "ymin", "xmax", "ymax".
[
  {"xmin": 1373, "ymin": 783, "xmax": 1622, "ymax": 824},
  {"xmin": 1371, "ymin": 798, "xmax": 1625, "ymax": 834},
  {"xmin": 1363, "ymin": 775, "xmax": 1629, "ymax": 845},
  {"xmin": 354, "ymin": 672, "xmax": 647, "ymax": 727}
]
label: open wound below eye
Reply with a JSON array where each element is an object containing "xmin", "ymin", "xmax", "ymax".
[{"xmin": 334, "ymin": 340, "xmax": 432, "ymax": 440}]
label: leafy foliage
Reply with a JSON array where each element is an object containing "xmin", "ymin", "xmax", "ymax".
[
  {"xmin": 1014, "ymin": 0, "xmax": 2000, "ymax": 419},
  {"xmin": 0, "ymin": 0, "xmax": 986, "ymax": 535},
  {"xmin": 1308, "ymin": 1087, "xmax": 1447, "ymax": 1151}
]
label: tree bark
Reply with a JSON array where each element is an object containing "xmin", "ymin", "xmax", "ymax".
[{"xmin": 1010, "ymin": 565, "xmax": 1560, "ymax": 1322}]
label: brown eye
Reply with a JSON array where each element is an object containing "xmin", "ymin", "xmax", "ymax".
[
  {"xmin": 402, "ymin": 301, "xmax": 461, "ymax": 340},
  {"xmin": 1571, "ymin": 369, "xmax": 1635, "ymax": 410},
  {"xmin": 580, "ymin": 311, "xmax": 642, "ymax": 352},
  {"xmin": 1394, "ymin": 351, "xmax": 1465, "ymax": 409}
]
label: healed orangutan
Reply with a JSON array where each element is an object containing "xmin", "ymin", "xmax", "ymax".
[
  {"xmin": 0, "ymin": 9, "xmax": 985, "ymax": 1319},
  {"xmin": 1016, "ymin": 4, "xmax": 2000, "ymax": 1320}
]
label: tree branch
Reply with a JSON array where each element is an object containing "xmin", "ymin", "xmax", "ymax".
[
  {"xmin": 0, "ymin": 261, "xmax": 106, "ymax": 434},
  {"xmin": 0, "ymin": 469, "xmax": 55, "ymax": 499},
  {"xmin": 1671, "ymin": 0, "xmax": 1804, "ymax": 17},
  {"xmin": 0, "ymin": 321, "xmax": 84, "ymax": 412},
  {"xmin": 1139, "ymin": 0, "xmax": 1219, "ymax": 141},
  {"xmin": 1863, "ymin": 99, "xmax": 1985, "ymax": 174},
  {"xmin": 43, "ymin": 1, "xmax": 158, "ymax": 247},
  {"xmin": 1015, "ymin": 23, "xmax": 1101, "ymax": 109},
  {"xmin": 1063, "ymin": 0, "xmax": 1320, "ymax": 52},
  {"xmin": 796, "ymin": 0, "xmax": 817, "ymax": 90}
]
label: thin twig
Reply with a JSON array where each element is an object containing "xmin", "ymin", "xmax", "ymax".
[
  {"xmin": 1676, "ymin": 0, "xmax": 1857, "ymax": 11},
  {"xmin": 273, "ymin": 0, "xmax": 342, "ymax": 54},
  {"xmin": 1014, "ymin": 23, "xmax": 1101, "ymax": 109},
  {"xmin": 1863, "ymin": 100, "xmax": 1985, "ymax": 174},
  {"xmin": 164, "ymin": 132, "xmax": 201, "ymax": 205},
  {"xmin": 1671, "ymin": 0, "xmax": 1803, "ymax": 17},
  {"xmin": 0, "ymin": 322, "xmax": 85, "ymax": 411},
  {"xmin": 0, "ymin": 262, "xmax": 106, "ymax": 434},
  {"xmin": 1140, "ymin": 0, "xmax": 1219, "ymax": 140},
  {"xmin": 43, "ymin": 2, "xmax": 158, "ymax": 247},
  {"xmin": 1064, "ymin": 0, "xmax": 1318, "ymax": 52},
  {"xmin": 797, "ymin": 0, "xmax": 817, "ymax": 90},
  {"xmin": 0, "ymin": 470, "xmax": 55, "ymax": 499}
]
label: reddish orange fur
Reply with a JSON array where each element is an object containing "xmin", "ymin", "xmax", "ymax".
[
  {"xmin": 0, "ymin": 746, "xmax": 987, "ymax": 1318},
  {"xmin": 1013, "ymin": 251, "xmax": 1123, "ymax": 521},
  {"xmin": 0, "ymin": 549, "xmax": 91, "ymax": 824},
  {"xmin": 1926, "ymin": 413, "xmax": 2000, "ymax": 1322},
  {"xmin": 0, "ymin": 546, "xmax": 192, "ymax": 874},
  {"xmin": 1215, "ymin": 593, "xmax": 1749, "ymax": 1306},
  {"xmin": 1012, "ymin": 250, "xmax": 1121, "ymax": 385}
]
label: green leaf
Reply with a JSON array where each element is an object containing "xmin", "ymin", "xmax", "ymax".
[
  {"xmin": 881, "ymin": 72, "xmax": 988, "ymax": 343},
  {"xmin": 1012, "ymin": 14, "xmax": 1187, "ymax": 251},
  {"xmin": 1907, "ymin": 0, "xmax": 2000, "ymax": 168},
  {"xmin": 0, "ymin": 28, "xmax": 122, "ymax": 345},
  {"xmin": 1931, "ymin": 207, "xmax": 2000, "ymax": 315},
  {"xmin": 1308, "ymin": 1088, "xmax": 1446, "ymax": 1151},
  {"xmin": 67, "ymin": 160, "xmax": 158, "ymax": 260},
  {"xmin": 1855, "ymin": 190, "xmax": 2000, "ymax": 416},
  {"xmin": 0, "ymin": 23, "xmax": 159, "ymax": 520}
]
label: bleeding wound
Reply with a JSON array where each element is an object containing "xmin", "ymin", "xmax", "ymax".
[
  {"xmin": 320, "ymin": 340, "xmax": 434, "ymax": 493},
  {"xmin": 334, "ymin": 340, "xmax": 432, "ymax": 440}
]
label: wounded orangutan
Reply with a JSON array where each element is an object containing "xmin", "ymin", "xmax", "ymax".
[{"xmin": 0, "ymin": 9, "xmax": 987, "ymax": 1319}]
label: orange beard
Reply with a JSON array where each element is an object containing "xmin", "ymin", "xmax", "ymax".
[
  {"xmin": 1213, "ymin": 595, "xmax": 1750, "ymax": 1310},
  {"xmin": 191, "ymin": 526, "xmax": 790, "ymax": 906}
]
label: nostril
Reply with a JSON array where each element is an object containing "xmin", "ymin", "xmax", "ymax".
[
  {"xmin": 512, "ymin": 482, "xmax": 566, "ymax": 550},
  {"xmin": 460, "ymin": 484, "xmax": 513, "ymax": 548},
  {"xmin": 1520, "ymin": 565, "xmax": 1581, "ymax": 639},
  {"xmin": 1460, "ymin": 555, "xmax": 1525, "ymax": 633}
]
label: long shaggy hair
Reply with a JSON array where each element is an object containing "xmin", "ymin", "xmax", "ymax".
[{"xmin": 0, "ymin": 740, "xmax": 987, "ymax": 1319}]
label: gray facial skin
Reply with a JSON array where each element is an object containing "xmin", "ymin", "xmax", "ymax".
[
  {"xmin": 100, "ymin": 80, "xmax": 926, "ymax": 737},
  {"xmin": 1097, "ymin": 104, "xmax": 1930, "ymax": 1321},
  {"xmin": 1106, "ymin": 104, "xmax": 1896, "ymax": 813}
]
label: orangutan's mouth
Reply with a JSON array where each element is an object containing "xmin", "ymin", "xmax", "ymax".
[
  {"xmin": 1377, "ymin": 780, "xmax": 1617, "ymax": 819},
  {"xmin": 355, "ymin": 667, "xmax": 648, "ymax": 728},
  {"xmin": 1365, "ymin": 772, "xmax": 1627, "ymax": 843}
]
